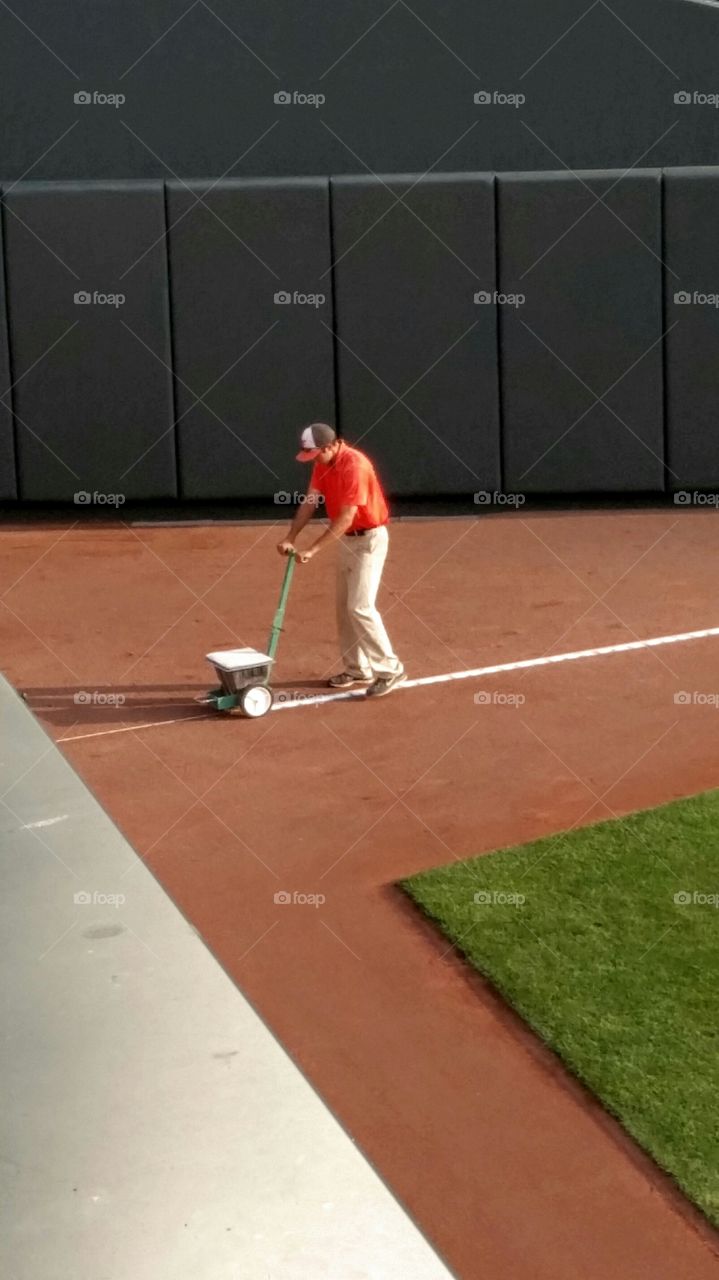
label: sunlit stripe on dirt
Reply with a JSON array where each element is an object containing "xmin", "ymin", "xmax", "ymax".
[{"xmin": 59, "ymin": 713, "xmax": 215, "ymax": 741}]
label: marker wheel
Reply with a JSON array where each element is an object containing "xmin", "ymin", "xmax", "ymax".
[{"xmin": 238, "ymin": 684, "xmax": 274, "ymax": 718}]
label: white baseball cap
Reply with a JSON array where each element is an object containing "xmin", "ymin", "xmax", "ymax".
[{"xmin": 296, "ymin": 422, "xmax": 337, "ymax": 461}]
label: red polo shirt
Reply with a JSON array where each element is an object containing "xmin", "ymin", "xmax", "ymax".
[{"xmin": 310, "ymin": 442, "xmax": 389, "ymax": 532}]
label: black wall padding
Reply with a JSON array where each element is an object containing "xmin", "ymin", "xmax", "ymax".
[
  {"xmin": 499, "ymin": 171, "xmax": 664, "ymax": 493},
  {"xmin": 0, "ymin": 206, "xmax": 16, "ymax": 498},
  {"xmin": 664, "ymin": 168, "xmax": 719, "ymax": 491},
  {"xmin": 4, "ymin": 181, "xmax": 175, "ymax": 501},
  {"xmin": 167, "ymin": 178, "xmax": 334, "ymax": 499},
  {"xmin": 332, "ymin": 173, "xmax": 500, "ymax": 497}
]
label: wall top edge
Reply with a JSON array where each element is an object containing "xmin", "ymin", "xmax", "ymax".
[{"xmin": 3, "ymin": 167, "xmax": 719, "ymax": 193}]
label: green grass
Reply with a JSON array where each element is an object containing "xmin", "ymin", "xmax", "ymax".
[{"xmin": 401, "ymin": 791, "xmax": 719, "ymax": 1225}]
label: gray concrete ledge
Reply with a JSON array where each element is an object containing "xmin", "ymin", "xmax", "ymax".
[{"xmin": 0, "ymin": 674, "xmax": 453, "ymax": 1280}]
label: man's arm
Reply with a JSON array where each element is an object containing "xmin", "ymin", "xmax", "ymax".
[
  {"xmin": 277, "ymin": 489, "xmax": 321, "ymax": 555},
  {"xmin": 298, "ymin": 504, "xmax": 357, "ymax": 562}
]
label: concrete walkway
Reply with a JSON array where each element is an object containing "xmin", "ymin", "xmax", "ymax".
[{"xmin": 0, "ymin": 675, "xmax": 453, "ymax": 1280}]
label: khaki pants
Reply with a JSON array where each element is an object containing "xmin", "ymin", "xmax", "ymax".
[{"xmin": 336, "ymin": 526, "xmax": 402, "ymax": 678}]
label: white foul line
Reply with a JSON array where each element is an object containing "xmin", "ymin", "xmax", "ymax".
[
  {"xmin": 271, "ymin": 623, "xmax": 719, "ymax": 710},
  {"xmin": 52, "ymin": 623, "xmax": 719, "ymax": 738}
]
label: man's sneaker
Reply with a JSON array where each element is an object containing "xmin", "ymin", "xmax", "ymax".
[
  {"xmin": 328, "ymin": 672, "xmax": 373, "ymax": 688},
  {"xmin": 365, "ymin": 670, "xmax": 407, "ymax": 699}
]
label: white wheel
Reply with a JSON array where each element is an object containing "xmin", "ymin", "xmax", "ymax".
[{"xmin": 239, "ymin": 684, "xmax": 274, "ymax": 718}]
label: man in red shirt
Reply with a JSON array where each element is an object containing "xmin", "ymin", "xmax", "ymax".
[{"xmin": 277, "ymin": 423, "xmax": 405, "ymax": 698}]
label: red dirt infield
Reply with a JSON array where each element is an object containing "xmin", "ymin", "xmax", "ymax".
[{"xmin": 3, "ymin": 508, "xmax": 719, "ymax": 1279}]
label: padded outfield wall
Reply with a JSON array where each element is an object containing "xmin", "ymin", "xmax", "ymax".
[{"xmin": 1, "ymin": 168, "xmax": 718, "ymax": 501}]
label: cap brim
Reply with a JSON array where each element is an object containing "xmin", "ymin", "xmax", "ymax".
[{"xmin": 296, "ymin": 448, "xmax": 321, "ymax": 462}]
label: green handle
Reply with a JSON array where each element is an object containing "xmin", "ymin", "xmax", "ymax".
[{"xmin": 267, "ymin": 552, "xmax": 296, "ymax": 661}]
